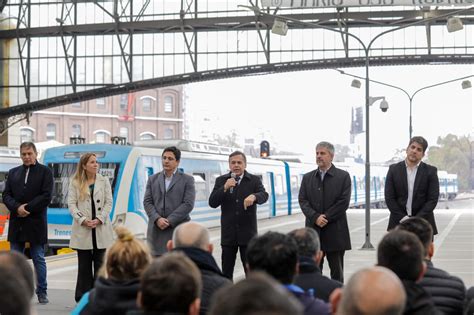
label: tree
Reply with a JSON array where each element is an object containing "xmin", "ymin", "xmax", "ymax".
[
  {"xmin": 214, "ymin": 130, "xmax": 241, "ymax": 148},
  {"xmin": 334, "ymin": 144, "xmax": 352, "ymax": 162},
  {"xmin": 426, "ymin": 134, "xmax": 473, "ymax": 191}
]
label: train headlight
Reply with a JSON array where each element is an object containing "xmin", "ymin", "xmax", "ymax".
[{"xmin": 112, "ymin": 213, "xmax": 126, "ymax": 227}]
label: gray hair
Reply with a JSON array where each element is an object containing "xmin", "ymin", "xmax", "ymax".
[
  {"xmin": 288, "ymin": 228, "xmax": 320, "ymax": 257},
  {"xmin": 316, "ymin": 141, "xmax": 335, "ymax": 155}
]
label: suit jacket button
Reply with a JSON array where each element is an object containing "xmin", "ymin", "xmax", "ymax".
[
  {"xmin": 97, "ymin": 200, "xmax": 100, "ymax": 203},
  {"xmin": 98, "ymin": 207, "xmax": 102, "ymax": 211}
]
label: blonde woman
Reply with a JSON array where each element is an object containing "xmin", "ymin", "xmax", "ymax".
[
  {"xmin": 68, "ymin": 152, "xmax": 114, "ymax": 302},
  {"xmin": 71, "ymin": 226, "xmax": 152, "ymax": 315}
]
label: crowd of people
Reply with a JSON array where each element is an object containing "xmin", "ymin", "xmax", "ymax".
[{"xmin": 1, "ymin": 138, "xmax": 473, "ymax": 315}]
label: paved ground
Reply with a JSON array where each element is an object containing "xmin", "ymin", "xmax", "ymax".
[{"xmin": 35, "ymin": 197, "xmax": 473, "ymax": 315}]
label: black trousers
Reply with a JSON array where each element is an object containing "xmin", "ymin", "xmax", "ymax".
[
  {"xmin": 222, "ymin": 245, "xmax": 247, "ymax": 281},
  {"xmin": 319, "ymin": 250, "xmax": 345, "ymax": 283},
  {"xmin": 75, "ymin": 248, "xmax": 106, "ymax": 302}
]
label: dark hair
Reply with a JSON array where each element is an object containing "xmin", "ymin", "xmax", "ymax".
[
  {"xmin": 0, "ymin": 251, "xmax": 35, "ymax": 298},
  {"xmin": 20, "ymin": 142, "xmax": 37, "ymax": 153},
  {"xmin": 0, "ymin": 266, "xmax": 31, "ymax": 315},
  {"xmin": 162, "ymin": 146, "xmax": 181, "ymax": 161},
  {"xmin": 288, "ymin": 228, "xmax": 320, "ymax": 257},
  {"xmin": 229, "ymin": 151, "xmax": 247, "ymax": 163},
  {"xmin": 246, "ymin": 232, "xmax": 298, "ymax": 284},
  {"xmin": 396, "ymin": 217, "xmax": 433, "ymax": 257},
  {"xmin": 377, "ymin": 230, "xmax": 424, "ymax": 281},
  {"xmin": 408, "ymin": 136, "xmax": 428, "ymax": 153},
  {"xmin": 139, "ymin": 252, "xmax": 201, "ymax": 313},
  {"xmin": 208, "ymin": 272, "xmax": 303, "ymax": 315}
]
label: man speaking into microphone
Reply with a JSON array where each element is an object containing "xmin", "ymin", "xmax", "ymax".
[{"xmin": 209, "ymin": 151, "xmax": 268, "ymax": 280}]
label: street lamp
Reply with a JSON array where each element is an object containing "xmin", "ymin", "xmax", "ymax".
[
  {"xmin": 337, "ymin": 69, "xmax": 473, "ymax": 140},
  {"xmin": 241, "ymin": 4, "xmax": 471, "ymax": 249}
]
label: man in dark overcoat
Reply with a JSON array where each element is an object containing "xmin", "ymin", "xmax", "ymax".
[
  {"xmin": 2, "ymin": 142, "xmax": 53, "ymax": 304},
  {"xmin": 209, "ymin": 151, "xmax": 268, "ymax": 281},
  {"xmin": 298, "ymin": 141, "xmax": 351, "ymax": 283},
  {"xmin": 385, "ymin": 136, "xmax": 439, "ymax": 235}
]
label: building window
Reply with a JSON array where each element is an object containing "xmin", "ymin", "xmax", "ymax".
[
  {"xmin": 120, "ymin": 94, "xmax": 128, "ymax": 110},
  {"xmin": 164, "ymin": 128, "xmax": 174, "ymax": 140},
  {"xmin": 71, "ymin": 102, "xmax": 81, "ymax": 108},
  {"xmin": 20, "ymin": 128, "xmax": 34, "ymax": 143},
  {"xmin": 95, "ymin": 132, "xmax": 107, "ymax": 143},
  {"xmin": 72, "ymin": 124, "xmax": 81, "ymax": 137},
  {"xmin": 140, "ymin": 132, "xmax": 155, "ymax": 140},
  {"xmin": 142, "ymin": 98, "xmax": 152, "ymax": 112},
  {"xmin": 96, "ymin": 98, "xmax": 105, "ymax": 109},
  {"xmin": 119, "ymin": 127, "xmax": 128, "ymax": 141},
  {"xmin": 46, "ymin": 123, "xmax": 56, "ymax": 140},
  {"xmin": 164, "ymin": 96, "xmax": 173, "ymax": 113}
]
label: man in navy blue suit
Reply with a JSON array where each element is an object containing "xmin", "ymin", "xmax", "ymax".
[{"xmin": 384, "ymin": 136, "xmax": 439, "ymax": 235}]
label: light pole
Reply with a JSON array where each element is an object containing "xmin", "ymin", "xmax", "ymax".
[
  {"xmin": 242, "ymin": 4, "xmax": 472, "ymax": 249},
  {"xmin": 337, "ymin": 70, "xmax": 473, "ymax": 140}
]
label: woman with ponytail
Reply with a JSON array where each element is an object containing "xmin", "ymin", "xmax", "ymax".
[
  {"xmin": 68, "ymin": 153, "xmax": 114, "ymax": 302},
  {"xmin": 72, "ymin": 226, "xmax": 152, "ymax": 315}
]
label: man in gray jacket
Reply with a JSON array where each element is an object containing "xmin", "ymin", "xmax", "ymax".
[{"xmin": 143, "ymin": 146, "xmax": 195, "ymax": 256}]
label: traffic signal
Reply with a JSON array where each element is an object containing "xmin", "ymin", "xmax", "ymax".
[{"xmin": 260, "ymin": 140, "xmax": 270, "ymax": 158}]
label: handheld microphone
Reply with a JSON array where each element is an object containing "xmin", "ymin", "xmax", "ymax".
[{"xmin": 230, "ymin": 173, "xmax": 236, "ymax": 193}]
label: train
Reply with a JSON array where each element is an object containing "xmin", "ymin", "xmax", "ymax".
[{"xmin": 0, "ymin": 143, "xmax": 459, "ymax": 250}]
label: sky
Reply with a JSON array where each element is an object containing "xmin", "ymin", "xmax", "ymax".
[{"xmin": 186, "ymin": 64, "xmax": 473, "ymax": 163}]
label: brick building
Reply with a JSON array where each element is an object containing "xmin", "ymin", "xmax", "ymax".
[{"xmin": 19, "ymin": 86, "xmax": 184, "ymax": 144}]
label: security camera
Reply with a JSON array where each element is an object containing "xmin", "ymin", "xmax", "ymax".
[{"xmin": 380, "ymin": 100, "xmax": 389, "ymax": 112}]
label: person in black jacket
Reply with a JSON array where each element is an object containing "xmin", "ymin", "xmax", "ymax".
[
  {"xmin": 289, "ymin": 228, "xmax": 342, "ymax": 302},
  {"xmin": 377, "ymin": 229, "xmax": 441, "ymax": 315},
  {"xmin": 209, "ymin": 151, "xmax": 268, "ymax": 281},
  {"xmin": 397, "ymin": 217, "xmax": 466, "ymax": 315},
  {"xmin": 72, "ymin": 226, "xmax": 152, "ymax": 315},
  {"xmin": 385, "ymin": 136, "xmax": 439, "ymax": 234},
  {"xmin": 246, "ymin": 231, "xmax": 331, "ymax": 315},
  {"xmin": 167, "ymin": 221, "xmax": 231, "ymax": 315},
  {"xmin": 298, "ymin": 141, "xmax": 351, "ymax": 283},
  {"xmin": 2, "ymin": 142, "xmax": 53, "ymax": 304}
]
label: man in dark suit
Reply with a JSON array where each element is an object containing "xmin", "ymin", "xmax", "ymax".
[
  {"xmin": 209, "ymin": 151, "xmax": 268, "ymax": 281},
  {"xmin": 289, "ymin": 227, "xmax": 342, "ymax": 302},
  {"xmin": 385, "ymin": 136, "xmax": 439, "ymax": 234},
  {"xmin": 2, "ymin": 142, "xmax": 53, "ymax": 304},
  {"xmin": 143, "ymin": 146, "xmax": 195, "ymax": 256},
  {"xmin": 298, "ymin": 141, "xmax": 351, "ymax": 283}
]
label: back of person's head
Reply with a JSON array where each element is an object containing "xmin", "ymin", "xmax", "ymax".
[
  {"xmin": 333, "ymin": 266, "xmax": 406, "ymax": 315},
  {"xmin": 170, "ymin": 221, "xmax": 211, "ymax": 252},
  {"xmin": 105, "ymin": 226, "xmax": 152, "ymax": 281},
  {"xmin": 246, "ymin": 231, "xmax": 298, "ymax": 284},
  {"xmin": 208, "ymin": 272, "xmax": 303, "ymax": 315},
  {"xmin": 138, "ymin": 252, "xmax": 202, "ymax": 314},
  {"xmin": 464, "ymin": 286, "xmax": 474, "ymax": 315},
  {"xmin": 396, "ymin": 217, "xmax": 433, "ymax": 258},
  {"xmin": 0, "ymin": 266, "xmax": 31, "ymax": 315},
  {"xmin": 288, "ymin": 227, "xmax": 320, "ymax": 257},
  {"xmin": 377, "ymin": 230, "xmax": 425, "ymax": 281},
  {"xmin": 0, "ymin": 251, "xmax": 35, "ymax": 298}
]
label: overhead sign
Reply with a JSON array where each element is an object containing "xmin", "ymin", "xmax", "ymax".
[{"xmin": 262, "ymin": 0, "xmax": 471, "ymax": 7}]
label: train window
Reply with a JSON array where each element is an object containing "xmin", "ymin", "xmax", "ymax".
[
  {"xmin": 64, "ymin": 151, "xmax": 106, "ymax": 159},
  {"xmin": 193, "ymin": 172, "xmax": 206, "ymax": 180},
  {"xmin": 291, "ymin": 176, "xmax": 299, "ymax": 194},
  {"xmin": 193, "ymin": 174, "xmax": 207, "ymax": 201},
  {"xmin": 48, "ymin": 162, "xmax": 120, "ymax": 208},
  {"xmin": 275, "ymin": 174, "xmax": 284, "ymax": 196}
]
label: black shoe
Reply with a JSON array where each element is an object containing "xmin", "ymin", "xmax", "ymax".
[{"xmin": 38, "ymin": 294, "xmax": 49, "ymax": 304}]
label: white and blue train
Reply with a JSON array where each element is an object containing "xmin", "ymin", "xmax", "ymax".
[{"xmin": 41, "ymin": 142, "xmax": 458, "ymax": 249}]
